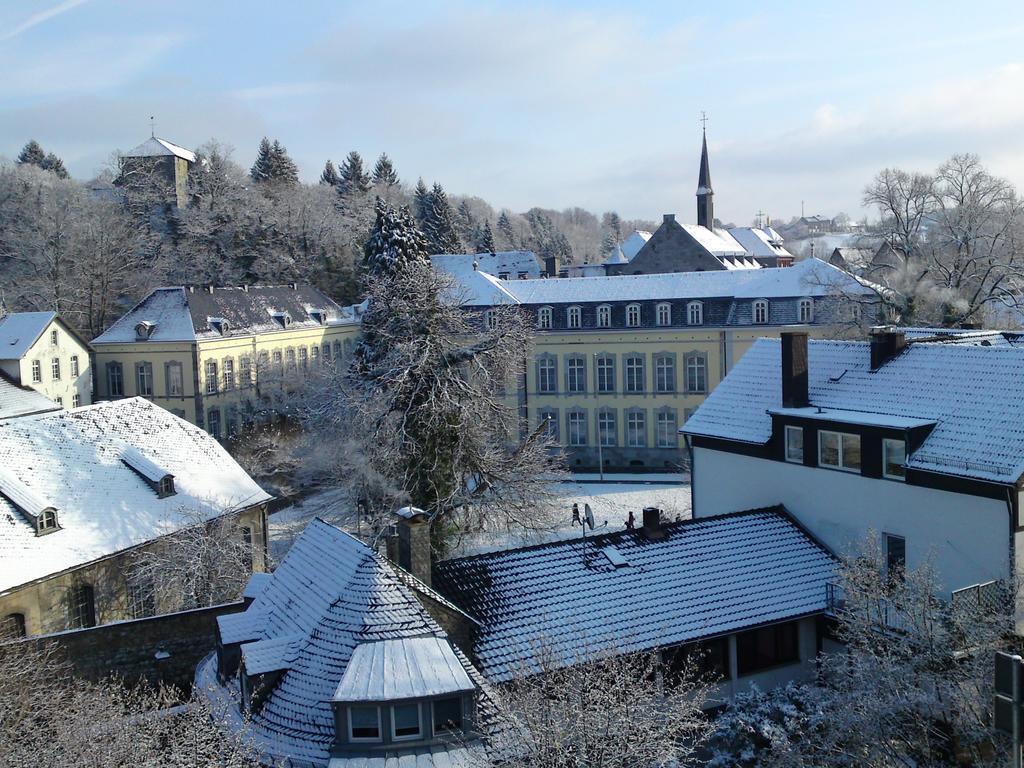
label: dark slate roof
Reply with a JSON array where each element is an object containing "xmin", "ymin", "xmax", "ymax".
[
  {"xmin": 434, "ymin": 508, "xmax": 836, "ymax": 682},
  {"xmin": 698, "ymin": 129, "xmax": 712, "ymax": 191}
]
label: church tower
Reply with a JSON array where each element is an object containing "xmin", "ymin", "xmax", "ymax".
[{"xmin": 696, "ymin": 128, "xmax": 714, "ymax": 229}]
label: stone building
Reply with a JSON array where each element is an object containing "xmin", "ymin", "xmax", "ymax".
[
  {"xmin": 0, "ymin": 311, "xmax": 92, "ymax": 409},
  {"xmin": 119, "ymin": 136, "xmax": 196, "ymax": 209}
]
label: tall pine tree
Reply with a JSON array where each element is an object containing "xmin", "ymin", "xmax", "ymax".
[
  {"xmin": 338, "ymin": 151, "xmax": 371, "ymax": 194},
  {"xmin": 320, "ymin": 160, "xmax": 339, "ymax": 186},
  {"xmin": 363, "ymin": 197, "xmax": 430, "ymax": 278},
  {"xmin": 478, "ymin": 219, "xmax": 496, "ymax": 254},
  {"xmin": 497, "ymin": 210, "xmax": 517, "ymax": 248},
  {"xmin": 413, "ymin": 178, "xmax": 430, "ymax": 225},
  {"xmin": 251, "ymin": 138, "xmax": 298, "ymax": 185},
  {"xmin": 17, "ymin": 140, "xmax": 45, "ymax": 167},
  {"xmin": 372, "ymin": 153, "xmax": 399, "ymax": 187},
  {"xmin": 250, "ymin": 138, "xmax": 274, "ymax": 183},
  {"xmin": 424, "ymin": 183, "xmax": 461, "ymax": 254},
  {"xmin": 41, "ymin": 153, "xmax": 68, "ymax": 179}
]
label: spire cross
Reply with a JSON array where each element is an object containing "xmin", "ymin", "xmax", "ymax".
[
  {"xmin": 699, "ymin": 111, "xmax": 708, "ymax": 131},
  {"xmin": 150, "ymin": 116, "xmax": 155, "ymax": 138}
]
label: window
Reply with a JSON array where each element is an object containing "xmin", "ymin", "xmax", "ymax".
[
  {"xmin": 598, "ymin": 410, "xmax": 616, "ymax": 447},
  {"xmin": 332, "ymin": 341, "xmax": 342, "ymax": 360},
  {"xmin": 50, "ymin": 329, "xmax": 58, "ymax": 346},
  {"xmin": 322, "ymin": 342, "xmax": 331, "ymax": 361},
  {"xmin": 224, "ymin": 358, "xmax": 235, "ymax": 389},
  {"xmin": 285, "ymin": 348, "xmax": 296, "ymax": 373},
  {"xmin": 31, "ymin": 360, "xmax": 41, "ymax": 383},
  {"xmin": 798, "ymin": 298, "xmax": 813, "ymax": 323},
  {"xmin": 818, "ymin": 430, "xmax": 861, "ymax": 472},
  {"xmin": 2, "ymin": 613, "xmax": 26, "ymax": 639},
  {"xmin": 56, "ymin": 396, "xmax": 63, "ymax": 406},
  {"xmin": 484, "ymin": 309, "xmax": 498, "ymax": 330},
  {"xmin": 684, "ymin": 353, "xmax": 707, "ymax": 394},
  {"xmin": 272, "ymin": 350, "xmax": 283, "ymax": 374},
  {"xmin": 239, "ymin": 356, "xmax": 252, "ymax": 388},
  {"xmin": 567, "ymin": 411, "xmax": 587, "ymax": 446},
  {"xmin": 687, "ymin": 301, "xmax": 704, "ymax": 326},
  {"xmin": 540, "ymin": 410, "xmax": 559, "ymax": 442},
  {"xmin": 134, "ymin": 362, "xmax": 152, "ymax": 396},
  {"xmin": 67, "ymin": 583, "xmax": 96, "ymax": 629},
  {"xmin": 885, "ymin": 533, "xmax": 906, "ymax": 579},
  {"xmin": 207, "ymin": 408, "xmax": 221, "ymax": 439},
  {"xmin": 298, "ymin": 348, "xmax": 308, "ymax": 372},
  {"xmin": 566, "ymin": 356, "xmax": 586, "ymax": 393},
  {"xmin": 70, "ymin": 355, "xmax": 79, "ymax": 377},
  {"xmin": 655, "ymin": 355, "xmax": 675, "ymax": 393},
  {"xmin": 656, "ymin": 410, "xmax": 677, "ymax": 448},
  {"xmin": 310, "ymin": 346, "xmax": 319, "ymax": 366},
  {"xmin": 625, "ymin": 355, "xmax": 644, "ymax": 393},
  {"xmin": 38, "ymin": 508, "xmax": 58, "ymax": 533},
  {"xmin": 626, "ymin": 410, "xmax": 646, "ymax": 448},
  {"xmin": 785, "ymin": 425, "xmax": 804, "ymax": 463},
  {"xmin": 663, "ymin": 638, "xmax": 728, "ymax": 686},
  {"xmin": 107, "ymin": 362, "xmax": 123, "ymax": 397},
  {"xmin": 205, "ymin": 360, "xmax": 219, "ymax": 394},
  {"xmin": 753, "ymin": 299, "xmax": 769, "ymax": 324},
  {"xmin": 596, "ymin": 355, "xmax": 615, "ymax": 393},
  {"xmin": 349, "ymin": 706, "xmax": 382, "ymax": 741},
  {"xmin": 597, "ymin": 304, "xmax": 612, "ymax": 328},
  {"xmin": 51, "ymin": 357, "xmax": 61, "ymax": 380},
  {"xmin": 127, "ymin": 575, "xmax": 155, "ymax": 619},
  {"xmin": 392, "ymin": 702, "xmax": 422, "ymax": 740},
  {"xmin": 656, "ymin": 302, "xmax": 671, "ymax": 326},
  {"xmin": 433, "ymin": 697, "xmax": 463, "ymax": 734},
  {"xmin": 626, "ymin": 303, "xmax": 641, "ymax": 327},
  {"xmin": 72, "ymin": 394, "xmax": 80, "ymax": 408},
  {"xmin": 736, "ymin": 621, "xmax": 799, "ymax": 676},
  {"xmin": 536, "ymin": 307, "xmax": 552, "ymax": 329},
  {"xmin": 537, "ymin": 356, "xmax": 557, "ymax": 393},
  {"xmin": 567, "ymin": 306, "xmax": 582, "ymax": 329},
  {"xmin": 883, "ymin": 438, "xmax": 906, "ymax": 479}
]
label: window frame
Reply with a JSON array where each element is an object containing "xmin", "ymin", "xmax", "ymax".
[
  {"xmin": 798, "ymin": 297, "xmax": 814, "ymax": 323},
  {"xmin": 885, "ymin": 533, "xmax": 906, "ymax": 578},
  {"xmin": 70, "ymin": 355, "xmax": 79, "ymax": 377},
  {"xmin": 72, "ymin": 393, "xmax": 80, "ymax": 408},
  {"xmin": 656, "ymin": 409, "xmax": 678, "ymax": 449},
  {"xmin": 222, "ymin": 357, "xmax": 235, "ymax": 390},
  {"xmin": 432, "ymin": 696, "xmax": 464, "ymax": 735},
  {"xmin": 484, "ymin": 309, "xmax": 498, "ymax": 330},
  {"xmin": 626, "ymin": 303, "xmax": 641, "ymax": 328},
  {"xmin": 166, "ymin": 361, "xmax": 184, "ymax": 396},
  {"xmin": 536, "ymin": 355, "xmax": 557, "ymax": 394},
  {"xmin": 784, "ymin": 425, "xmax": 804, "ymax": 463},
  {"xmin": 537, "ymin": 307, "xmax": 552, "ymax": 329},
  {"xmin": 566, "ymin": 305, "xmax": 582, "ymax": 329},
  {"xmin": 596, "ymin": 354, "xmax": 615, "ymax": 393},
  {"xmin": 348, "ymin": 705, "xmax": 383, "ymax": 743},
  {"xmin": 624, "ymin": 355, "xmax": 645, "ymax": 393},
  {"xmin": 539, "ymin": 409, "xmax": 559, "ymax": 442},
  {"xmin": 50, "ymin": 329, "xmax": 59, "ymax": 346},
  {"xmin": 598, "ymin": 409, "xmax": 617, "ymax": 447},
  {"xmin": 654, "ymin": 354, "xmax": 675, "ymax": 393},
  {"xmin": 51, "ymin": 357, "xmax": 61, "ymax": 381},
  {"xmin": 567, "ymin": 410, "xmax": 588, "ymax": 447},
  {"xmin": 391, "ymin": 702, "xmax": 423, "ymax": 741},
  {"xmin": 882, "ymin": 438, "xmax": 907, "ymax": 480},
  {"xmin": 753, "ymin": 298, "xmax": 769, "ymax": 324},
  {"xmin": 596, "ymin": 304, "xmax": 612, "ymax": 328},
  {"xmin": 817, "ymin": 429, "xmax": 861, "ymax": 472},
  {"xmin": 655, "ymin": 302, "xmax": 671, "ymax": 327},
  {"xmin": 31, "ymin": 360, "xmax": 41, "ymax": 383},
  {"xmin": 736, "ymin": 620, "xmax": 800, "ymax": 676},
  {"xmin": 565, "ymin": 356, "xmax": 586, "ymax": 393},
  {"xmin": 626, "ymin": 409, "xmax": 646, "ymax": 448},
  {"xmin": 107, "ymin": 362, "xmax": 124, "ymax": 397},
  {"xmin": 205, "ymin": 360, "xmax": 219, "ymax": 394},
  {"xmin": 684, "ymin": 352, "xmax": 707, "ymax": 394},
  {"xmin": 687, "ymin": 301, "xmax": 704, "ymax": 326},
  {"xmin": 135, "ymin": 361, "xmax": 153, "ymax": 397}
]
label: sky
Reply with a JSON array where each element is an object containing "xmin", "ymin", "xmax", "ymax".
[{"xmin": 2, "ymin": 0, "xmax": 1024, "ymax": 225}]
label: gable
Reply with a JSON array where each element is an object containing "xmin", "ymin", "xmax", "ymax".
[{"xmin": 614, "ymin": 218, "xmax": 726, "ymax": 275}]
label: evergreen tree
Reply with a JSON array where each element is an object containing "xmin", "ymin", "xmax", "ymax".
[
  {"xmin": 41, "ymin": 153, "xmax": 68, "ymax": 180},
  {"xmin": 338, "ymin": 151, "xmax": 371, "ymax": 194},
  {"xmin": 17, "ymin": 140, "xmax": 45, "ymax": 167},
  {"xmin": 372, "ymin": 153, "xmax": 399, "ymax": 187},
  {"xmin": 268, "ymin": 140, "xmax": 299, "ymax": 185},
  {"xmin": 250, "ymin": 138, "xmax": 274, "ymax": 183},
  {"xmin": 456, "ymin": 200, "xmax": 475, "ymax": 246},
  {"xmin": 413, "ymin": 178, "xmax": 430, "ymax": 225},
  {"xmin": 497, "ymin": 210, "xmax": 517, "ymax": 248},
  {"xmin": 423, "ymin": 183, "xmax": 461, "ymax": 254},
  {"xmin": 320, "ymin": 160, "xmax": 339, "ymax": 186},
  {"xmin": 363, "ymin": 197, "xmax": 430, "ymax": 278},
  {"xmin": 477, "ymin": 219, "xmax": 496, "ymax": 254}
]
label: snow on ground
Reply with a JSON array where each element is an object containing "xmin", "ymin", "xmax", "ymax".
[{"xmin": 267, "ymin": 475, "xmax": 692, "ymax": 561}]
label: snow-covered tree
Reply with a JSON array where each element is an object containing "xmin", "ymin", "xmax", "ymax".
[
  {"xmin": 372, "ymin": 152, "xmax": 399, "ymax": 187},
  {"xmin": 250, "ymin": 138, "xmax": 298, "ymax": 186},
  {"xmin": 362, "ymin": 197, "xmax": 430, "ymax": 278},
  {"xmin": 423, "ymin": 182, "xmax": 462, "ymax": 254},
  {"xmin": 319, "ymin": 159, "xmax": 339, "ymax": 186},
  {"xmin": 16, "ymin": 140, "xmax": 45, "ymax": 167},
  {"xmin": 249, "ymin": 137, "xmax": 274, "ymax": 183},
  {"xmin": 413, "ymin": 177, "xmax": 430, "ymax": 225},
  {"xmin": 478, "ymin": 219, "xmax": 496, "ymax": 254},
  {"xmin": 338, "ymin": 150, "xmax": 371, "ymax": 195}
]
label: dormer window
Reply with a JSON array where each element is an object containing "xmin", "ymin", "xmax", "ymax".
[
  {"xmin": 537, "ymin": 307, "xmax": 552, "ymax": 329},
  {"xmin": 433, "ymin": 697, "xmax": 463, "ymax": 733},
  {"xmin": 134, "ymin": 321, "xmax": 156, "ymax": 341},
  {"xmin": 349, "ymin": 706, "xmax": 382, "ymax": 741},
  {"xmin": 37, "ymin": 507, "xmax": 59, "ymax": 535},
  {"xmin": 209, "ymin": 317, "xmax": 230, "ymax": 336},
  {"xmin": 753, "ymin": 299, "xmax": 769, "ymax": 324},
  {"xmin": 392, "ymin": 703, "xmax": 422, "ymax": 740},
  {"xmin": 159, "ymin": 476, "xmax": 176, "ymax": 497},
  {"xmin": 121, "ymin": 447, "xmax": 176, "ymax": 498},
  {"xmin": 271, "ymin": 311, "xmax": 292, "ymax": 328}
]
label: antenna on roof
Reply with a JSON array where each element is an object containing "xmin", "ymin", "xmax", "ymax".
[
  {"xmin": 573, "ymin": 502, "xmax": 607, "ymax": 565},
  {"xmin": 150, "ymin": 116, "xmax": 155, "ymax": 138}
]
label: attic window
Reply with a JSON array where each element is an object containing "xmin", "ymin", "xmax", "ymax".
[
  {"xmin": 134, "ymin": 321, "xmax": 156, "ymax": 341},
  {"xmin": 121, "ymin": 446, "xmax": 176, "ymax": 498},
  {"xmin": 37, "ymin": 508, "xmax": 59, "ymax": 535},
  {"xmin": 159, "ymin": 476, "xmax": 176, "ymax": 497},
  {"xmin": 310, "ymin": 309, "xmax": 329, "ymax": 325},
  {"xmin": 271, "ymin": 311, "xmax": 293, "ymax": 328},
  {"xmin": 209, "ymin": 317, "xmax": 230, "ymax": 336}
]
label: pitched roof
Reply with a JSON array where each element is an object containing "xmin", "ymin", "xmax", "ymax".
[
  {"xmin": 123, "ymin": 137, "xmax": 197, "ymax": 163},
  {"xmin": 0, "ymin": 312, "xmax": 57, "ymax": 359},
  {"xmin": 620, "ymin": 230, "xmax": 651, "ymax": 260},
  {"xmin": 206, "ymin": 519, "xmax": 502, "ymax": 768},
  {"xmin": 683, "ymin": 337, "xmax": 1024, "ymax": 483},
  {"xmin": 434, "ymin": 508, "xmax": 836, "ymax": 682},
  {"xmin": 0, "ymin": 373, "xmax": 62, "ymax": 420},
  {"xmin": 92, "ymin": 285, "xmax": 359, "ymax": 344},
  {"xmin": 728, "ymin": 227, "xmax": 792, "ymax": 259},
  {"xmin": 0, "ymin": 398, "xmax": 271, "ymax": 594},
  {"xmin": 457, "ymin": 257, "xmax": 871, "ymax": 307},
  {"xmin": 431, "ymin": 251, "xmax": 541, "ymax": 279},
  {"xmin": 698, "ymin": 129, "xmax": 712, "ymax": 193}
]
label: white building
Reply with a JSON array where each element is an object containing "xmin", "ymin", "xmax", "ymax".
[
  {"xmin": 0, "ymin": 312, "xmax": 92, "ymax": 408},
  {"xmin": 682, "ymin": 328, "xmax": 1024, "ymax": 598}
]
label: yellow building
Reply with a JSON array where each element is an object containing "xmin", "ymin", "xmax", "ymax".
[
  {"xmin": 0, "ymin": 398, "xmax": 271, "ymax": 637},
  {"xmin": 451, "ymin": 257, "xmax": 873, "ymax": 470},
  {"xmin": 0, "ymin": 311, "xmax": 93, "ymax": 409},
  {"xmin": 91, "ymin": 284, "xmax": 363, "ymax": 438}
]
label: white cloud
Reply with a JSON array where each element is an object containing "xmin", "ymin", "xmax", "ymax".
[{"xmin": 0, "ymin": 0, "xmax": 88, "ymax": 43}]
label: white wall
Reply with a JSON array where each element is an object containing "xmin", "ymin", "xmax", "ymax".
[
  {"xmin": 18, "ymin": 321, "xmax": 92, "ymax": 408},
  {"xmin": 693, "ymin": 446, "xmax": 1010, "ymax": 594}
]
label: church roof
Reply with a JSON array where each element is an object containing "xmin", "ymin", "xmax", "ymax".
[
  {"xmin": 697, "ymin": 129, "xmax": 712, "ymax": 194},
  {"xmin": 123, "ymin": 137, "xmax": 197, "ymax": 163}
]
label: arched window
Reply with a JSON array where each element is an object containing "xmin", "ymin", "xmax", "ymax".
[
  {"xmin": 626, "ymin": 304, "xmax": 641, "ymax": 328},
  {"xmin": 596, "ymin": 305, "xmax": 612, "ymax": 328},
  {"xmin": 687, "ymin": 301, "xmax": 704, "ymax": 326},
  {"xmin": 38, "ymin": 508, "xmax": 58, "ymax": 533},
  {"xmin": 536, "ymin": 355, "xmax": 557, "ymax": 393},
  {"xmin": 798, "ymin": 297, "xmax": 814, "ymax": 323},
  {"xmin": 753, "ymin": 299, "xmax": 769, "ymax": 324},
  {"xmin": 566, "ymin": 306, "xmax": 582, "ymax": 329},
  {"xmin": 537, "ymin": 307, "xmax": 552, "ymax": 329},
  {"xmin": 685, "ymin": 352, "xmax": 708, "ymax": 393},
  {"xmin": 656, "ymin": 303, "xmax": 671, "ymax": 326}
]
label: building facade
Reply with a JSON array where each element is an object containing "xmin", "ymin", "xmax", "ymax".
[
  {"xmin": 0, "ymin": 398, "xmax": 271, "ymax": 638},
  {"xmin": 0, "ymin": 311, "xmax": 92, "ymax": 409},
  {"xmin": 119, "ymin": 136, "xmax": 196, "ymax": 209},
  {"xmin": 91, "ymin": 284, "xmax": 363, "ymax": 438}
]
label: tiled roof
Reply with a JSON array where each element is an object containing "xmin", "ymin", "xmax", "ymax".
[
  {"xmin": 0, "ymin": 398, "xmax": 271, "ymax": 594},
  {"xmin": 327, "ymin": 744, "xmax": 486, "ymax": 768},
  {"xmin": 728, "ymin": 227, "xmax": 792, "ymax": 259},
  {"xmin": 431, "ymin": 251, "xmax": 540, "ymax": 279},
  {"xmin": 206, "ymin": 519, "xmax": 502, "ymax": 768},
  {"xmin": 433, "ymin": 508, "xmax": 836, "ymax": 682},
  {"xmin": 683, "ymin": 337, "xmax": 1024, "ymax": 483},
  {"xmin": 92, "ymin": 285, "xmax": 360, "ymax": 344},
  {"xmin": 0, "ymin": 373, "xmax": 61, "ymax": 420},
  {"xmin": 123, "ymin": 137, "xmax": 197, "ymax": 163},
  {"xmin": 455, "ymin": 257, "xmax": 872, "ymax": 307},
  {"xmin": 0, "ymin": 311, "xmax": 56, "ymax": 359}
]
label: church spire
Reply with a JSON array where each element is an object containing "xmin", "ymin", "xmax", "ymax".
[{"xmin": 696, "ymin": 120, "xmax": 714, "ymax": 230}]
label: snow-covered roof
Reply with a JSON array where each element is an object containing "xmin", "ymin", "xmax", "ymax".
[
  {"xmin": 830, "ymin": 247, "xmax": 874, "ymax": 271},
  {"xmin": 0, "ymin": 374, "xmax": 62, "ymax": 420},
  {"xmin": 0, "ymin": 398, "xmax": 271, "ymax": 594},
  {"xmin": 334, "ymin": 637, "xmax": 475, "ymax": 702},
  {"xmin": 0, "ymin": 312, "xmax": 57, "ymax": 360},
  {"xmin": 683, "ymin": 337, "xmax": 1024, "ymax": 483},
  {"xmin": 326, "ymin": 744, "xmax": 486, "ymax": 768},
  {"xmin": 434, "ymin": 507, "xmax": 836, "ymax": 682},
  {"xmin": 431, "ymin": 251, "xmax": 540, "ymax": 279},
  {"xmin": 602, "ymin": 244, "xmax": 629, "ymax": 265},
  {"xmin": 728, "ymin": 227, "xmax": 792, "ymax": 259},
  {"xmin": 123, "ymin": 137, "xmax": 197, "ymax": 163},
  {"xmin": 458, "ymin": 258, "xmax": 871, "ymax": 307},
  {"xmin": 682, "ymin": 224, "xmax": 747, "ymax": 257},
  {"xmin": 92, "ymin": 285, "xmax": 359, "ymax": 344},
  {"xmin": 620, "ymin": 230, "xmax": 651, "ymax": 261},
  {"xmin": 206, "ymin": 518, "xmax": 502, "ymax": 768}
]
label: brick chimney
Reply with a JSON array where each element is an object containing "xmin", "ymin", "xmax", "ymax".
[
  {"xmin": 869, "ymin": 326, "xmax": 907, "ymax": 370},
  {"xmin": 544, "ymin": 255, "xmax": 560, "ymax": 279},
  {"xmin": 641, "ymin": 507, "xmax": 666, "ymax": 540},
  {"xmin": 780, "ymin": 332, "xmax": 809, "ymax": 408},
  {"xmin": 393, "ymin": 507, "xmax": 432, "ymax": 587},
  {"xmin": 663, "ymin": 213, "xmax": 676, "ymax": 224}
]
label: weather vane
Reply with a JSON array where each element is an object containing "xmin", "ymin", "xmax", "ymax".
[
  {"xmin": 150, "ymin": 116, "xmax": 155, "ymax": 138},
  {"xmin": 699, "ymin": 111, "xmax": 708, "ymax": 131}
]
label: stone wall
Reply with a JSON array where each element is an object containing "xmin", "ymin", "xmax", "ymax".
[{"xmin": 15, "ymin": 600, "xmax": 245, "ymax": 692}]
